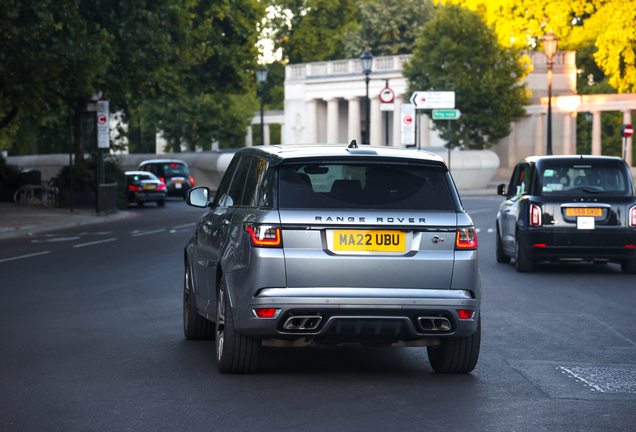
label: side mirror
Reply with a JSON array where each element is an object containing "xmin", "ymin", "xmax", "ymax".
[
  {"xmin": 497, "ymin": 184, "xmax": 506, "ymax": 196},
  {"xmin": 186, "ymin": 186, "xmax": 210, "ymax": 208}
]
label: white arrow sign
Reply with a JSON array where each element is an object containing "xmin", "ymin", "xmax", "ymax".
[{"xmin": 410, "ymin": 91, "xmax": 455, "ymax": 109}]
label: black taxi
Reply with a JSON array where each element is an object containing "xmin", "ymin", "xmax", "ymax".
[{"xmin": 496, "ymin": 156, "xmax": 636, "ymax": 273}]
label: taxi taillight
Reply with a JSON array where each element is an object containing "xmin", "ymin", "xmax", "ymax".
[
  {"xmin": 530, "ymin": 204, "xmax": 541, "ymax": 226},
  {"xmin": 455, "ymin": 228, "xmax": 477, "ymax": 250},
  {"xmin": 128, "ymin": 185, "xmax": 141, "ymax": 191},
  {"xmin": 157, "ymin": 183, "xmax": 166, "ymax": 191},
  {"xmin": 246, "ymin": 225, "xmax": 282, "ymax": 247},
  {"xmin": 190, "ymin": 177, "xmax": 195, "ymax": 187},
  {"xmin": 630, "ymin": 205, "xmax": 636, "ymax": 227}
]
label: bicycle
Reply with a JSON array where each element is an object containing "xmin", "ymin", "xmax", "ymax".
[{"xmin": 13, "ymin": 182, "xmax": 59, "ymax": 207}]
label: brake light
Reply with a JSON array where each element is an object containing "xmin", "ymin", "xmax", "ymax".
[
  {"xmin": 458, "ymin": 310, "xmax": 474, "ymax": 320},
  {"xmin": 171, "ymin": 163, "xmax": 177, "ymax": 167},
  {"xmin": 160, "ymin": 177, "xmax": 165, "ymax": 183},
  {"xmin": 530, "ymin": 204, "xmax": 542, "ymax": 226},
  {"xmin": 246, "ymin": 225, "xmax": 282, "ymax": 247},
  {"xmin": 190, "ymin": 177, "xmax": 195, "ymax": 187},
  {"xmin": 630, "ymin": 206, "xmax": 636, "ymax": 227},
  {"xmin": 455, "ymin": 228, "xmax": 477, "ymax": 250},
  {"xmin": 128, "ymin": 185, "xmax": 141, "ymax": 191},
  {"xmin": 157, "ymin": 183, "xmax": 166, "ymax": 191},
  {"xmin": 254, "ymin": 308, "xmax": 280, "ymax": 318}
]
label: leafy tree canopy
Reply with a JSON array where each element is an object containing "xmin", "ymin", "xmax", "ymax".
[{"xmin": 404, "ymin": 3, "xmax": 530, "ymax": 150}]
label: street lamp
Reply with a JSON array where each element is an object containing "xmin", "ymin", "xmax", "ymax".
[
  {"xmin": 543, "ymin": 32, "xmax": 558, "ymax": 155},
  {"xmin": 256, "ymin": 66, "xmax": 268, "ymax": 145},
  {"xmin": 360, "ymin": 50, "xmax": 373, "ymax": 144},
  {"xmin": 585, "ymin": 111, "xmax": 593, "ymax": 155}
]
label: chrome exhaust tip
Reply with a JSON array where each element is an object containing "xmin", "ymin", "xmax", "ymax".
[
  {"xmin": 283, "ymin": 315, "xmax": 322, "ymax": 331},
  {"xmin": 417, "ymin": 316, "xmax": 451, "ymax": 332}
]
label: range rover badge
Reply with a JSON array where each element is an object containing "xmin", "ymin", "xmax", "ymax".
[{"xmin": 431, "ymin": 235, "xmax": 445, "ymax": 244}]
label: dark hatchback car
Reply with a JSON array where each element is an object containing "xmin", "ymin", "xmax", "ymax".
[
  {"xmin": 182, "ymin": 144, "xmax": 482, "ymax": 374},
  {"xmin": 138, "ymin": 159, "xmax": 194, "ymax": 198},
  {"xmin": 125, "ymin": 171, "xmax": 167, "ymax": 207},
  {"xmin": 496, "ymin": 156, "xmax": 636, "ymax": 273}
]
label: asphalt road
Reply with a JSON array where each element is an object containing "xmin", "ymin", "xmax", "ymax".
[{"xmin": 1, "ymin": 196, "xmax": 635, "ymax": 432}]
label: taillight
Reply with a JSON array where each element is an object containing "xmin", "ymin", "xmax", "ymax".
[
  {"xmin": 245, "ymin": 225, "xmax": 282, "ymax": 247},
  {"xmin": 128, "ymin": 185, "xmax": 141, "ymax": 191},
  {"xmin": 530, "ymin": 204, "xmax": 541, "ymax": 226},
  {"xmin": 455, "ymin": 228, "xmax": 477, "ymax": 250},
  {"xmin": 157, "ymin": 183, "xmax": 166, "ymax": 191},
  {"xmin": 190, "ymin": 177, "xmax": 195, "ymax": 187},
  {"xmin": 253, "ymin": 308, "xmax": 280, "ymax": 318},
  {"xmin": 458, "ymin": 310, "xmax": 475, "ymax": 320},
  {"xmin": 630, "ymin": 205, "xmax": 636, "ymax": 227},
  {"xmin": 160, "ymin": 177, "xmax": 165, "ymax": 183}
]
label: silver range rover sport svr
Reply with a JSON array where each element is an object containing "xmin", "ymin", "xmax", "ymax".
[{"xmin": 183, "ymin": 144, "xmax": 482, "ymax": 374}]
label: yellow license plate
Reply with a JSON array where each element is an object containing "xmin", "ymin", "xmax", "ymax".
[
  {"xmin": 172, "ymin": 179, "xmax": 184, "ymax": 183},
  {"xmin": 144, "ymin": 185, "xmax": 156, "ymax": 190},
  {"xmin": 333, "ymin": 230, "xmax": 406, "ymax": 252},
  {"xmin": 565, "ymin": 208, "xmax": 602, "ymax": 217}
]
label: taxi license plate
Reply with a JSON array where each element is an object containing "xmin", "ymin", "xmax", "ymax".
[
  {"xmin": 143, "ymin": 185, "xmax": 156, "ymax": 190},
  {"xmin": 172, "ymin": 179, "xmax": 184, "ymax": 183},
  {"xmin": 333, "ymin": 230, "xmax": 405, "ymax": 252},
  {"xmin": 565, "ymin": 208, "xmax": 602, "ymax": 217}
]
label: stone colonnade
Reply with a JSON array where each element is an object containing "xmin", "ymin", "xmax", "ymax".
[{"xmin": 246, "ymin": 111, "xmax": 285, "ymax": 146}]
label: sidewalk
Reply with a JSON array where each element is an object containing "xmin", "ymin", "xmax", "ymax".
[{"xmin": 0, "ymin": 202, "xmax": 138, "ymax": 240}]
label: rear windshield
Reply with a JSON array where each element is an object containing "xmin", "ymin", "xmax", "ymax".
[
  {"xmin": 128, "ymin": 173, "xmax": 157, "ymax": 182},
  {"xmin": 538, "ymin": 160, "xmax": 631, "ymax": 196},
  {"xmin": 278, "ymin": 162, "xmax": 454, "ymax": 210},
  {"xmin": 157, "ymin": 163, "xmax": 188, "ymax": 177}
]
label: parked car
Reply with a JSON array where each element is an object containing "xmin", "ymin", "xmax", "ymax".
[
  {"xmin": 138, "ymin": 159, "xmax": 194, "ymax": 198},
  {"xmin": 125, "ymin": 171, "xmax": 167, "ymax": 207},
  {"xmin": 496, "ymin": 155, "xmax": 636, "ymax": 273},
  {"xmin": 182, "ymin": 144, "xmax": 482, "ymax": 374}
]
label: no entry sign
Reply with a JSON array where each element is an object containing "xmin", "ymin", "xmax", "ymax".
[{"xmin": 622, "ymin": 124, "xmax": 634, "ymax": 138}]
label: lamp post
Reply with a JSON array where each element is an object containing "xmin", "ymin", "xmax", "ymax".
[
  {"xmin": 543, "ymin": 32, "xmax": 558, "ymax": 155},
  {"xmin": 585, "ymin": 112, "xmax": 593, "ymax": 154},
  {"xmin": 360, "ymin": 50, "xmax": 373, "ymax": 144},
  {"xmin": 256, "ymin": 66, "xmax": 268, "ymax": 145}
]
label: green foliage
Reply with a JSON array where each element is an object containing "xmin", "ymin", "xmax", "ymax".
[
  {"xmin": 56, "ymin": 157, "xmax": 127, "ymax": 209},
  {"xmin": 404, "ymin": 3, "xmax": 530, "ymax": 150},
  {"xmin": 263, "ymin": 61, "xmax": 286, "ymax": 111},
  {"xmin": 0, "ymin": 153, "xmax": 21, "ymax": 201},
  {"xmin": 343, "ymin": 0, "xmax": 435, "ymax": 58},
  {"xmin": 270, "ymin": 0, "xmax": 359, "ymax": 64}
]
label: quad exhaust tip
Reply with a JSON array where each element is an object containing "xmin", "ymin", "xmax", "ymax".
[
  {"xmin": 283, "ymin": 315, "xmax": 322, "ymax": 331},
  {"xmin": 417, "ymin": 316, "xmax": 451, "ymax": 332}
]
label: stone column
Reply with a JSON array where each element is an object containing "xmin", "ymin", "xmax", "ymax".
[
  {"xmin": 347, "ymin": 97, "xmax": 361, "ymax": 143},
  {"xmin": 263, "ymin": 124, "xmax": 271, "ymax": 146},
  {"xmin": 326, "ymin": 98, "xmax": 339, "ymax": 144},
  {"xmin": 420, "ymin": 114, "xmax": 430, "ymax": 147},
  {"xmin": 562, "ymin": 112, "xmax": 572, "ymax": 155},
  {"xmin": 280, "ymin": 123, "xmax": 285, "ymax": 145},
  {"xmin": 370, "ymin": 97, "xmax": 382, "ymax": 146},
  {"xmin": 392, "ymin": 95, "xmax": 403, "ymax": 147},
  {"xmin": 623, "ymin": 110, "xmax": 632, "ymax": 166},
  {"xmin": 245, "ymin": 125, "xmax": 253, "ymax": 147},
  {"xmin": 534, "ymin": 114, "xmax": 543, "ymax": 156},
  {"xmin": 306, "ymin": 99, "xmax": 318, "ymax": 144},
  {"xmin": 508, "ymin": 122, "xmax": 517, "ymax": 167},
  {"xmin": 592, "ymin": 110, "xmax": 602, "ymax": 155}
]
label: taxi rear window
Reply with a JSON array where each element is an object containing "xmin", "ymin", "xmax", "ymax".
[
  {"xmin": 279, "ymin": 162, "xmax": 454, "ymax": 210},
  {"xmin": 539, "ymin": 161, "xmax": 631, "ymax": 195}
]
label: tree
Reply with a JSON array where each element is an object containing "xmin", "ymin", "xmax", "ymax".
[
  {"xmin": 269, "ymin": 0, "xmax": 359, "ymax": 63},
  {"xmin": 343, "ymin": 0, "xmax": 435, "ymax": 58},
  {"xmin": 403, "ymin": 3, "xmax": 530, "ymax": 150}
]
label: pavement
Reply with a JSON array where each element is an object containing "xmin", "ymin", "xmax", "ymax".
[{"xmin": 0, "ymin": 188, "xmax": 497, "ymax": 240}]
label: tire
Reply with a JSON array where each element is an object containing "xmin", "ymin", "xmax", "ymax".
[
  {"xmin": 515, "ymin": 236, "xmax": 533, "ymax": 272},
  {"xmin": 157, "ymin": 200, "xmax": 165, "ymax": 207},
  {"xmin": 216, "ymin": 281, "xmax": 260, "ymax": 374},
  {"xmin": 138, "ymin": 201, "xmax": 145, "ymax": 207},
  {"xmin": 183, "ymin": 266, "xmax": 215, "ymax": 340},
  {"xmin": 496, "ymin": 225, "xmax": 511, "ymax": 263},
  {"xmin": 621, "ymin": 258, "xmax": 636, "ymax": 274},
  {"xmin": 428, "ymin": 316, "xmax": 481, "ymax": 374}
]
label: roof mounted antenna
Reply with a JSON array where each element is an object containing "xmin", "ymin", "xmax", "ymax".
[{"xmin": 348, "ymin": 140, "xmax": 358, "ymax": 149}]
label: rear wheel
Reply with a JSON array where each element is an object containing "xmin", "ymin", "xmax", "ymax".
[
  {"xmin": 428, "ymin": 316, "xmax": 481, "ymax": 374},
  {"xmin": 137, "ymin": 201, "xmax": 145, "ymax": 207},
  {"xmin": 515, "ymin": 236, "xmax": 533, "ymax": 272},
  {"xmin": 183, "ymin": 266, "xmax": 215, "ymax": 340},
  {"xmin": 157, "ymin": 200, "xmax": 165, "ymax": 207},
  {"xmin": 216, "ymin": 282, "xmax": 260, "ymax": 374},
  {"xmin": 621, "ymin": 258, "xmax": 636, "ymax": 274},
  {"xmin": 496, "ymin": 225, "xmax": 510, "ymax": 263}
]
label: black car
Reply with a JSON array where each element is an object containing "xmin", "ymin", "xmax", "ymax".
[
  {"xmin": 138, "ymin": 159, "xmax": 194, "ymax": 198},
  {"xmin": 125, "ymin": 171, "xmax": 167, "ymax": 207},
  {"xmin": 496, "ymin": 156, "xmax": 636, "ymax": 273}
]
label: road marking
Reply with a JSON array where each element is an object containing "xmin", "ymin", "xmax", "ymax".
[
  {"xmin": 172, "ymin": 223, "xmax": 196, "ymax": 229},
  {"xmin": 131, "ymin": 229, "xmax": 166, "ymax": 237},
  {"xmin": 73, "ymin": 238, "xmax": 118, "ymax": 248},
  {"xmin": 31, "ymin": 236, "xmax": 80, "ymax": 243},
  {"xmin": 475, "ymin": 228, "xmax": 481, "ymax": 232},
  {"xmin": 0, "ymin": 251, "xmax": 52, "ymax": 263},
  {"xmin": 487, "ymin": 228, "xmax": 494, "ymax": 233}
]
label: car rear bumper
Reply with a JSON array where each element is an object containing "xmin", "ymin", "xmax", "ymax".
[
  {"xmin": 232, "ymin": 288, "xmax": 480, "ymax": 342},
  {"xmin": 129, "ymin": 191, "xmax": 167, "ymax": 202}
]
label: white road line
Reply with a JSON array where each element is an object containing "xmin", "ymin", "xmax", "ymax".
[
  {"xmin": 0, "ymin": 251, "xmax": 52, "ymax": 263},
  {"xmin": 172, "ymin": 223, "xmax": 196, "ymax": 229},
  {"xmin": 475, "ymin": 228, "xmax": 481, "ymax": 233},
  {"xmin": 487, "ymin": 228, "xmax": 494, "ymax": 233},
  {"xmin": 73, "ymin": 238, "xmax": 118, "ymax": 248},
  {"xmin": 131, "ymin": 229, "xmax": 166, "ymax": 237}
]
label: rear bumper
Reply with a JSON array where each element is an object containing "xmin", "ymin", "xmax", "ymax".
[
  {"xmin": 129, "ymin": 191, "xmax": 167, "ymax": 202},
  {"xmin": 232, "ymin": 288, "xmax": 480, "ymax": 342},
  {"xmin": 518, "ymin": 228, "xmax": 636, "ymax": 261}
]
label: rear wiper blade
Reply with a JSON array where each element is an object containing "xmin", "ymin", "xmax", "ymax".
[{"xmin": 582, "ymin": 188, "xmax": 603, "ymax": 194}]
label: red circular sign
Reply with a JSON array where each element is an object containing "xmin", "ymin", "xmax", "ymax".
[
  {"xmin": 97, "ymin": 113, "xmax": 107, "ymax": 125},
  {"xmin": 403, "ymin": 115, "xmax": 413, "ymax": 125},
  {"xmin": 379, "ymin": 88, "xmax": 395, "ymax": 103},
  {"xmin": 623, "ymin": 124, "xmax": 634, "ymax": 138}
]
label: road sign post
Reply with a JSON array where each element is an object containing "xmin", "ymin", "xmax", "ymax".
[
  {"xmin": 401, "ymin": 104, "xmax": 415, "ymax": 147},
  {"xmin": 621, "ymin": 124, "xmax": 633, "ymax": 161},
  {"xmin": 380, "ymin": 83, "xmax": 394, "ymax": 146}
]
